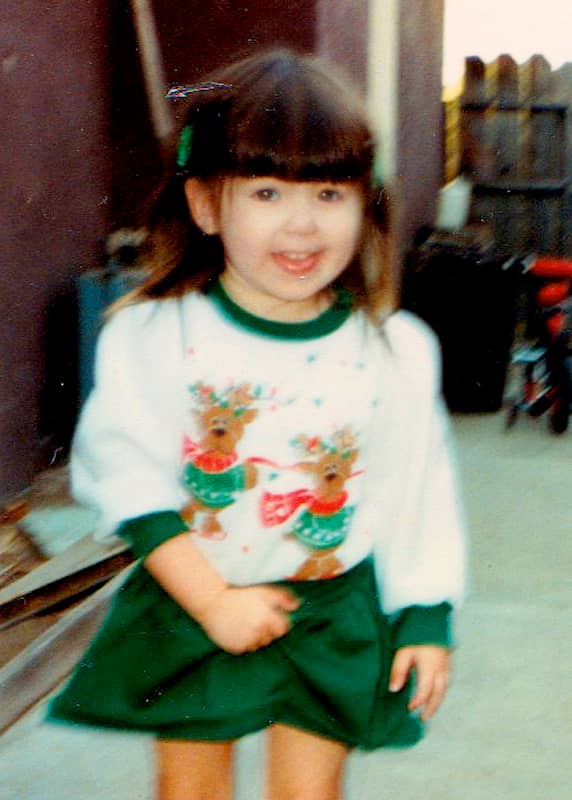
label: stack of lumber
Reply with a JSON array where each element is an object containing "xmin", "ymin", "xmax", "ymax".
[{"xmin": 0, "ymin": 469, "xmax": 134, "ymax": 733}]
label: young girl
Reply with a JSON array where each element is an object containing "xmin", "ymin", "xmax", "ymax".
[{"xmin": 48, "ymin": 49, "xmax": 467, "ymax": 800}]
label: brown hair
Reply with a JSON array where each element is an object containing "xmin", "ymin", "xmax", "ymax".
[{"xmin": 126, "ymin": 49, "xmax": 396, "ymax": 318}]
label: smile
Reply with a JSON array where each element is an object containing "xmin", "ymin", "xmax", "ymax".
[{"xmin": 272, "ymin": 251, "xmax": 321, "ymax": 275}]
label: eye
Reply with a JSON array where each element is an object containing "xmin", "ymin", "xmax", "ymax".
[
  {"xmin": 254, "ymin": 187, "xmax": 279, "ymax": 201},
  {"xmin": 318, "ymin": 186, "xmax": 343, "ymax": 202}
]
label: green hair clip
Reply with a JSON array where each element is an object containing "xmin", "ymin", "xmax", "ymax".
[{"xmin": 176, "ymin": 125, "xmax": 193, "ymax": 170}]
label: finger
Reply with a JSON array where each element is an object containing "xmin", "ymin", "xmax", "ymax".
[
  {"xmin": 409, "ymin": 667, "xmax": 449, "ymax": 718},
  {"xmin": 253, "ymin": 610, "xmax": 291, "ymax": 643},
  {"xmin": 420, "ymin": 671, "xmax": 449, "ymax": 721},
  {"xmin": 268, "ymin": 587, "xmax": 301, "ymax": 611},
  {"xmin": 268, "ymin": 609, "xmax": 292, "ymax": 638},
  {"xmin": 389, "ymin": 649, "xmax": 414, "ymax": 693},
  {"xmin": 247, "ymin": 616, "xmax": 289, "ymax": 651},
  {"xmin": 408, "ymin": 671, "xmax": 433, "ymax": 712},
  {"xmin": 246, "ymin": 635, "xmax": 273, "ymax": 652}
]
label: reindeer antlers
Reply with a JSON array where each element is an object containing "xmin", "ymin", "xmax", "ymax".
[
  {"xmin": 291, "ymin": 427, "xmax": 358, "ymax": 459},
  {"xmin": 188, "ymin": 381, "xmax": 261, "ymax": 416}
]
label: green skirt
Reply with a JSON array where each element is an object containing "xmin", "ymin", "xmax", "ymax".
[{"xmin": 46, "ymin": 559, "xmax": 422, "ymax": 749}]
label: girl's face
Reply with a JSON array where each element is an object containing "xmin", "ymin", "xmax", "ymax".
[{"xmin": 187, "ymin": 176, "xmax": 364, "ymax": 321}]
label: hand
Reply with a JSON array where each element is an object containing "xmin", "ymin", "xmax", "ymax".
[
  {"xmin": 389, "ymin": 645, "xmax": 450, "ymax": 721},
  {"xmin": 195, "ymin": 585, "xmax": 300, "ymax": 655}
]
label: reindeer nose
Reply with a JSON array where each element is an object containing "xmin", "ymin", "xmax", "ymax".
[{"xmin": 212, "ymin": 427, "xmax": 226, "ymax": 437}]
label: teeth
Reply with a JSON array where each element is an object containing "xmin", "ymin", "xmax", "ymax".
[{"xmin": 282, "ymin": 252, "xmax": 312, "ymax": 260}]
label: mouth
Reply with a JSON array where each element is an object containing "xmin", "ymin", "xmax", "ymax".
[{"xmin": 272, "ymin": 250, "xmax": 321, "ymax": 276}]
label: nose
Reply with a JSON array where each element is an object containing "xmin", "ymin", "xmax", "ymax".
[{"xmin": 283, "ymin": 190, "xmax": 319, "ymax": 235}]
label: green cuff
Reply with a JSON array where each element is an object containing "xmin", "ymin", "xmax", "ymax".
[
  {"xmin": 391, "ymin": 602, "xmax": 453, "ymax": 649},
  {"xmin": 117, "ymin": 511, "xmax": 189, "ymax": 560}
]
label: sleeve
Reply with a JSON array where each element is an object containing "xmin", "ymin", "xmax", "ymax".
[
  {"xmin": 70, "ymin": 302, "xmax": 190, "ymax": 549},
  {"xmin": 371, "ymin": 312, "xmax": 468, "ymax": 644},
  {"xmin": 390, "ymin": 602, "xmax": 453, "ymax": 649},
  {"xmin": 117, "ymin": 510, "xmax": 189, "ymax": 560}
]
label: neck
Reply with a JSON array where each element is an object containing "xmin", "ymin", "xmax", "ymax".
[{"xmin": 219, "ymin": 275, "xmax": 335, "ymax": 323}]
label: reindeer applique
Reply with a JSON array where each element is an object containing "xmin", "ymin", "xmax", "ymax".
[
  {"xmin": 260, "ymin": 428, "xmax": 360, "ymax": 580},
  {"xmin": 181, "ymin": 382, "xmax": 259, "ymax": 539}
]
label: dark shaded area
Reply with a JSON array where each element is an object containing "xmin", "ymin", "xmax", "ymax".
[
  {"xmin": 403, "ymin": 247, "xmax": 520, "ymax": 411},
  {"xmin": 0, "ymin": 1, "xmax": 112, "ymax": 496},
  {"xmin": 38, "ymin": 287, "xmax": 79, "ymax": 465}
]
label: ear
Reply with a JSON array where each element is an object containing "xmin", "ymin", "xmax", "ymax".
[
  {"xmin": 347, "ymin": 450, "xmax": 358, "ymax": 466},
  {"xmin": 184, "ymin": 179, "xmax": 220, "ymax": 235},
  {"xmin": 241, "ymin": 408, "xmax": 258, "ymax": 425}
]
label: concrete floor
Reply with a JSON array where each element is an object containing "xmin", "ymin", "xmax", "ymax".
[{"xmin": 1, "ymin": 411, "xmax": 571, "ymax": 799}]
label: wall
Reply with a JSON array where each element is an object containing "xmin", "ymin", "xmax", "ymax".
[
  {"xmin": 397, "ymin": 0, "xmax": 445, "ymax": 251},
  {"xmin": 316, "ymin": 0, "xmax": 369, "ymax": 87},
  {"xmin": 0, "ymin": 0, "xmax": 112, "ymax": 499},
  {"xmin": 368, "ymin": 0, "xmax": 445, "ymax": 260}
]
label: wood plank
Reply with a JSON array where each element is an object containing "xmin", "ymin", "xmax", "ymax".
[
  {"xmin": 0, "ymin": 534, "xmax": 128, "ymax": 605},
  {"xmin": 0, "ymin": 548, "xmax": 134, "ymax": 629},
  {"xmin": 0, "ymin": 531, "xmax": 133, "ymax": 629},
  {"xmin": 461, "ymin": 56, "xmax": 487, "ymax": 105},
  {"xmin": 0, "ymin": 612, "xmax": 61, "ymax": 669},
  {"xmin": 0, "ymin": 522, "xmax": 46, "ymax": 593},
  {"xmin": 0, "ymin": 568, "xmax": 131, "ymax": 734},
  {"xmin": 473, "ymin": 179, "xmax": 571, "ymax": 193},
  {"xmin": 495, "ymin": 55, "xmax": 519, "ymax": 107},
  {"xmin": 530, "ymin": 108, "xmax": 566, "ymax": 181},
  {"xmin": 522, "ymin": 55, "xmax": 552, "ymax": 102}
]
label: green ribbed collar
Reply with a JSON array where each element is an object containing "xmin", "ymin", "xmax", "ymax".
[{"xmin": 208, "ymin": 280, "xmax": 353, "ymax": 340}]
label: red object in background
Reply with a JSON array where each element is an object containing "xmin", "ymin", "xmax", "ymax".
[
  {"xmin": 536, "ymin": 281, "xmax": 571, "ymax": 308},
  {"xmin": 506, "ymin": 258, "xmax": 572, "ymax": 434},
  {"xmin": 530, "ymin": 259, "xmax": 572, "ymax": 339},
  {"xmin": 546, "ymin": 310, "xmax": 567, "ymax": 339},
  {"xmin": 530, "ymin": 258, "xmax": 572, "ymax": 280}
]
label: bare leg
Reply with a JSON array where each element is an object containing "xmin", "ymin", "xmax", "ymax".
[
  {"xmin": 263, "ymin": 723, "xmax": 349, "ymax": 800},
  {"xmin": 154, "ymin": 739, "xmax": 234, "ymax": 800}
]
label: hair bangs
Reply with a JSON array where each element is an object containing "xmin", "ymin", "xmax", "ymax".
[
  {"xmin": 228, "ymin": 130, "xmax": 374, "ymax": 184},
  {"xmin": 225, "ymin": 58, "xmax": 374, "ymax": 183},
  {"xmin": 182, "ymin": 51, "xmax": 374, "ymax": 183}
]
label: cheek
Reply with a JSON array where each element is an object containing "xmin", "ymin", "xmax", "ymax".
[
  {"xmin": 335, "ymin": 212, "xmax": 363, "ymax": 255},
  {"xmin": 333, "ymin": 197, "xmax": 364, "ymax": 241},
  {"xmin": 220, "ymin": 208, "xmax": 268, "ymax": 256},
  {"xmin": 219, "ymin": 223, "xmax": 254, "ymax": 265}
]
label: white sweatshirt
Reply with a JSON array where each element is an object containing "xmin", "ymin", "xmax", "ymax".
[{"xmin": 71, "ymin": 284, "xmax": 467, "ymax": 618}]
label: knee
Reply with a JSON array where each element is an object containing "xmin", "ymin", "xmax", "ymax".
[
  {"xmin": 157, "ymin": 772, "xmax": 232, "ymax": 800},
  {"xmin": 264, "ymin": 724, "xmax": 347, "ymax": 800},
  {"xmin": 263, "ymin": 777, "xmax": 343, "ymax": 800},
  {"xmin": 264, "ymin": 791, "xmax": 341, "ymax": 800},
  {"xmin": 154, "ymin": 739, "xmax": 233, "ymax": 800}
]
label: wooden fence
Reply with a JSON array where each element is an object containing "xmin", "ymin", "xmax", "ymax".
[{"xmin": 444, "ymin": 55, "xmax": 572, "ymax": 256}]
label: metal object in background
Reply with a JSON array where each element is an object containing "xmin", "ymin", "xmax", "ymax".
[
  {"xmin": 77, "ymin": 266, "xmax": 143, "ymax": 405},
  {"xmin": 506, "ymin": 257, "xmax": 572, "ymax": 433}
]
